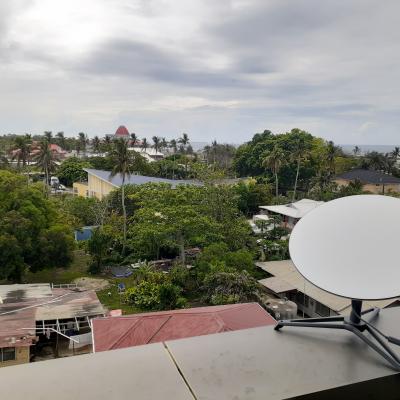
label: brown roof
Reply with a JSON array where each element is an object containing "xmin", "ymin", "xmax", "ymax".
[{"xmin": 92, "ymin": 303, "xmax": 275, "ymax": 352}]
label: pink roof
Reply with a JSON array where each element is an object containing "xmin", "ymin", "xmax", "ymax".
[
  {"xmin": 92, "ymin": 303, "xmax": 275, "ymax": 352},
  {"xmin": 115, "ymin": 125, "xmax": 130, "ymax": 136}
]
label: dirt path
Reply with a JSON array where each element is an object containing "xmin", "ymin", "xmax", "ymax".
[{"xmin": 73, "ymin": 277, "xmax": 110, "ymax": 291}]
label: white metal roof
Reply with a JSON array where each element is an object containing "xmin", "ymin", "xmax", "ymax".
[
  {"xmin": 259, "ymin": 199, "xmax": 324, "ymax": 219},
  {"xmin": 256, "ymin": 260, "xmax": 399, "ymax": 313}
]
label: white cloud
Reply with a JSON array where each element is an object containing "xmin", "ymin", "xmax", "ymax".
[{"xmin": 0, "ymin": 0, "xmax": 400, "ymax": 144}]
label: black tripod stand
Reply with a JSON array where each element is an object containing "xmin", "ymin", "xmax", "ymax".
[{"xmin": 275, "ymin": 299, "xmax": 400, "ymax": 370}]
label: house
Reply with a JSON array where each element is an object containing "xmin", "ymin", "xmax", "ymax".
[
  {"xmin": 257, "ymin": 199, "xmax": 323, "ymax": 230},
  {"xmin": 92, "ymin": 303, "xmax": 275, "ymax": 352},
  {"xmin": 0, "ymin": 283, "xmax": 105, "ymax": 367},
  {"xmin": 129, "ymin": 146, "xmax": 165, "ymax": 162},
  {"xmin": 335, "ymin": 168, "xmax": 400, "ymax": 194},
  {"xmin": 257, "ymin": 260, "xmax": 400, "ymax": 318},
  {"xmin": 73, "ymin": 168, "xmax": 202, "ymax": 199}
]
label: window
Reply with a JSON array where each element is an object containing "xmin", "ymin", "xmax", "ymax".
[
  {"xmin": 315, "ymin": 302, "xmax": 330, "ymax": 317},
  {"xmin": 296, "ymin": 292, "xmax": 310, "ymax": 308},
  {"xmin": 1, "ymin": 347, "xmax": 16, "ymax": 362}
]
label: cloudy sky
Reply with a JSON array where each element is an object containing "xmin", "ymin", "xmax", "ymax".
[{"xmin": 1, "ymin": 0, "xmax": 399, "ymax": 144}]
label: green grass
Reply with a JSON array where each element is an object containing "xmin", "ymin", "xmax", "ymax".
[{"xmin": 24, "ymin": 250, "xmax": 90, "ymax": 284}]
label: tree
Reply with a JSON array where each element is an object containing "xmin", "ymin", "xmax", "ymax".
[
  {"xmin": 130, "ymin": 133, "xmax": 137, "ymax": 146},
  {"xmin": 109, "ymin": 138, "xmax": 136, "ymax": 251},
  {"xmin": 92, "ymin": 136, "xmax": 101, "ymax": 154},
  {"xmin": 141, "ymin": 138, "xmax": 148, "ymax": 152},
  {"xmin": 152, "ymin": 136, "xmax": 161, "ymax": 153},
  {"xmin": 263, "ymin": 145, "xmax": 286, "ymax": 197},
  {"xmin": 88, "ymin": 228, "xmax": 110, "ymax": 274},
  {"xmin": 44, "ymin": 131, "xmax": 53, "ymax": 143},
  {"xmin": 33, "ymin": 139, "xmax": 57, "ymax": 190},
  {"xmin": 353, "ymin": 146, "xmax": 361, "ymax": 156},
  {"xmin": 78, "ymin": 132, "xmax": 87, "ymax": 156},
  {"xmin": 178, "ymin": 133, "xmax": 190, "ymax": 151},
  {"xmin": 57, "ymin": 157, "xmax": 90, "ymax": 187},
  {"xmin": 56, "ymin": 132, "xmax": 67, "ymax": 149},
  {"xmin": 11, "ymin": 135, "xmax": 31, "ymax": 168},
  {"xmin": 0, "ymin": 171, "xmax": 74, "ymax": 281},
  {"xmin": 291, "ymin": 134, "xmax": 311, "ymax": 201}
]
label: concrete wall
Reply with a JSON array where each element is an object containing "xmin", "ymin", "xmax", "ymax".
[
  {"xmin": 0, "ymin": 346, "xmax": 30, "ymax": 368},
  {"xmin": 73, "ymin": 182, "xmax": 89, "ymax": 197},
  {"xmin": 87, "ymin": 174, "xmax": 116, "ymax": 200}
]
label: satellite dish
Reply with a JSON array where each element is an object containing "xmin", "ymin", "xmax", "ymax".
[{"xmin": 275, "ymin": 195, "xmax": 400, "ymax": 370}]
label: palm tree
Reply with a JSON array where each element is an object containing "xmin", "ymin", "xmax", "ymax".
[
  {"xmin": 169, "ymin": 139, "xmax": 177, "ymax": 154},
  {"xmin": 109, "ymin": 138, "xmax": 135, "ymax": 252},
  {"xmin": 34, "ymin": 139, "xmax": 57, "ymax": 193},
  {"xmin": 160, "ymin": 137, "xmax": 168, "ymax": 152},
  {"xmin": 291, "ymin": 138, "xmax": 309, "ymax": 201},
  {"xmin": 56, "ymin": 131, "xmax": 66, "ymax": 150},
  {"xmin": 353, "ymin": 146, "xmax": 361, "ymax": 157},
  {"xmin": 78, "ymin": 132, "xmax": 87, "ymax": 157},
  {"xmin": 152, "ymin": 136, "xmax": 161, "ymax": 153},
  {"xmin": 130, "ymin": 133, "xmax": 137, "ymax": 147},
  {"xmin": 141, "ymin": 138, "xmax": 148, "ymax": 152},
  {"xmin": 263, "ymin": 146, "xmax": 286, "ymax": 197},
  {"xmin": 92, "ymin": 136, "xmax": 101, "ymax": 154},
  {"xmin": 178, "ymin": 133, "xmax": 190, "ymax": 153},
  {"xmin": 12, "ymin": 135, "xmax": 31, "ymax": 168},
  {"xmin": 104, "ymin": 135, "xmax": 112, "ymax": 152},
  {"xmin": 44, "ymin": 131, "xmax": 53, "ymax": 143}
]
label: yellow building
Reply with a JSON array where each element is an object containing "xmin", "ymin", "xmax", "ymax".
[
  {"xmin": 335, "ymin": 168, "xmax": 400, "ymax": 194},
  {"xmin": 75, "ymin": 169, "xmax": 201, "ymax": 200}
]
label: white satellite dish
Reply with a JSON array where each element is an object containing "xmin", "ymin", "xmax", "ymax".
[{"xmin": 275, "ymin": 195, "xmax": 400, "ymax": 370}]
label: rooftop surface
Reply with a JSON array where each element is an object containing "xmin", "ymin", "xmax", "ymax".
[
  {"xmin": 0, "ymin": 284, "xmax": 104, "ymax": 347},
  {"xmin": 259, "ymin": 199, "xmax": 324, "ymax": 219},
  {"xmin": 92, "ymin": 303, "xmax": 275, "ymax": 352},
  {"xmin": 257, "ymin": 260, "xmax": 400, "ymax": 313},
  {"xmin": 336, "ymin": 168, "xmax": 400, "ymax": 184},
  {"xmin": 84, "ymin": 168, "xmax": 202, "ymax": 188},
  {"xmin": 2, "ymin": 307, "xmax": 399, "ymax": 399}
]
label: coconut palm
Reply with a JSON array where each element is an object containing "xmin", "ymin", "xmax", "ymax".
[
  {"xmin": 263, "ymin": 145, "xmax": 286, "ymax": 197},
  {"xmin": 353, "ymin": 145, "xmax": 361, "ymax": 157},
  {"xmin": 130, "ymin": 133, "xmax": 137, "ymax": 147},
  {"xmin": 78, "ymin": 132, "xmax": 87, "ymax": 157},
  {"xmin": 169, "ymin": 139, "xmax": 177, "ymax": 154},
  {"xmin": 178, "ymin": 132, "xmax": 190, "ymax": 153},
  {"xmin": 152, "ymin": 136, "xmax": 161, "ymax": 153},
  {"xmin": 33, "ymin": 139, "xmax": 57, "ymax": 193},
  {"xmin": 109, "ymin": 138, "xmax": 135, "ymax": 251},
  {"xmin": 141, "ymin": 138, "xmax": 148, "ymax": 152},
  {"xmin": 291, "ymin": 137, "xmax": 310, "ymax": 201},
  {"xmin": 160, "ymin": 137, "xmax": 168, "ymax": 152},
  {"xmin": 44, "ymin": 131, "xmax": 53, "ymax": 143},
  {"xmin": 12, "ymin": 135, "xmax": 31, "ymax": 168},
  {"xmin": 56, "ymin": 131, "xmax": 66, "ymax": 150},
  {"xmin": 92, "ymin": 136, "xmax": 101, "ymax": 154}
]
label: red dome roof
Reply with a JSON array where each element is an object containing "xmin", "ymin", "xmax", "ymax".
[{"xmin": 115, "ymin": 125, "xmax": 130, "ymax": 136}]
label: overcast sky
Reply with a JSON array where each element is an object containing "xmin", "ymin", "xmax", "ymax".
[{"xmin": 1, "ymin": 0, "xmax": 399, "ymax": 144}]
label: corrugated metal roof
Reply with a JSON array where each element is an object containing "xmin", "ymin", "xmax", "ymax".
[
  {"xmin": 259, "ymin": 199, "xmax": 323, "ymax": 219},
  {"xmin": 84, "ymin": 168, "xmax": 202, "ymax": 188},
  {"xmin": 0, "ymin": 283, "xmax": 52, "ymax": 304},
  {"xmin": 256, "ymin": 260, "xmax": 399, "ymax": 313},
  {"xmin": 92, "ymin": 303, "xmax": 275, "ymax": 352},
  {"xmin": 336, "ymin": 168, "xmax": 400, "ymax": 184},
  {"xmin": 258, "ymin": 276, "xmax": 296, "ymax": 294}
]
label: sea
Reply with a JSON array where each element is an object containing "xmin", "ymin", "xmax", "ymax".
[{"xmin": 339, "ymin": 145, "xmax": 400, "ymax": 155}]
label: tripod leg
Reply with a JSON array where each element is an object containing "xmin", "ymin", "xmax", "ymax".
[
  {"xmin": 363, "ymin": 308, "xmax": 380, "ymax": 321},
  {"xmin": 346, "ymin": 325, "xmax": 400, "ymax": 371},
  {"xmin": 365, "ymin": 325, "xmax": 400, "ymax": 365},
  {"xmin": 283, "ymin": 315, "xmax": 345, "ymax": 323},
  {"xmin": 275, "ymin": 321, "xmax": 346, "ymax": 331}
]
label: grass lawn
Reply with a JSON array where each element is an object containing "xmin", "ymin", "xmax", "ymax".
[{"xmin": 24, "ymin": 250, "xmax": 91, "ymax": 284}]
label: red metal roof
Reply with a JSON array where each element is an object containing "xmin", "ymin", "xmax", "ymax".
[
  {"xmin": 92, "ymin": 303, "xmax": 275, "ymax": 352},
  {"xmin": 115, "ymin": 125, "xmax": 130, "ymax": 136}
]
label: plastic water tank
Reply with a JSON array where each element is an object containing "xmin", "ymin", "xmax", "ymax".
[{"xmin": 265, "ymin": 298, "xmax": 297, "ymax": 320}]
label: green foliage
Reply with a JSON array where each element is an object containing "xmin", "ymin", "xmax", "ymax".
[
  {"xmin": 234, "ymin": 180, "xmax": 272, "ymax": 216},
  {"xmin": 125, "ymin": 270, "xmax": 184, "ymax": 310},
  {"xmin": 202, "ymin": 270, "xmax": 260, "ymax": 305},
  {"xmin": 57, "ymin": 157, "xmax": 91, "ymax": 186},
  {"xmin": 0, "ymin": 170, "xmax": 74, "ymax": 281},
  {"xmin": 87, "ymin": 228, "xmax": 111, "ymax": 274},
  {"xmin": 63, "ymin": 196, "xmax": 99, "ymax": 226}
]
